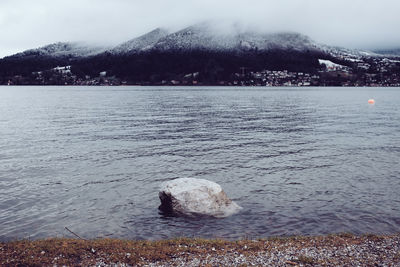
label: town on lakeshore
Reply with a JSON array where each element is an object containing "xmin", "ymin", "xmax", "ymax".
[{"xmin": 5, "ymin": 55, "xmax": 400, "ymax": 87}]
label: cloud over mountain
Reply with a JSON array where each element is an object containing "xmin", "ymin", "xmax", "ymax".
[{"xmin": 0, "ymin": 0, "xmax": 399, "ymax": 58}]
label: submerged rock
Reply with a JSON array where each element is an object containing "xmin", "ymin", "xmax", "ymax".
[{"xmin": 159, "ymin": 178, "xmax": 242, "ymax": 218}]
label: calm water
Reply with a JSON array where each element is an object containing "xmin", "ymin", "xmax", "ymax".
[{"xmin": 1, "ymin": 86, "xmax": 400, "ymax": 241}]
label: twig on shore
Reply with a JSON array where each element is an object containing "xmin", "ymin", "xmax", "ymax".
[{"xmin": 65, "ymin": 227, "xmax": 87, "ymax": 240}]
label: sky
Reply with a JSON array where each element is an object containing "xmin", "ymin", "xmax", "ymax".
[{"xmin": 1, "ymin": 0, "xmax": 400, "ymax": 58}]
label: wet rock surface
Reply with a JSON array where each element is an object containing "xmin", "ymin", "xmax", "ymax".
[{"xmin": 159, "ymin": 178, "xmax": 242, "ymax": 218}]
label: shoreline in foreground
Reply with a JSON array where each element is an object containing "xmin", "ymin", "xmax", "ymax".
[{"xmin": 1, "ymin": 233, "xmax": 399, "ymax": 266}]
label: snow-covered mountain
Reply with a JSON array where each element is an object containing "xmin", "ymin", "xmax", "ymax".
[
  {"xmin": 151, "ymin": 23, "xmax": 320, "ymax": 52},
  {"xmin": 4, "ymin": 22, "xmax": 394, "ymax": 65},
  {"xmin": 7, "ymin": 42, "xmax": 110, "ymax": 59},
  {"xmin": 106, "ymin": 22, "xmax": 321, "ymax": 54},
  {"xmin": 3, "ymin": 21, "xmax": 399, "ymax": 86},
  {"xmin": 110, "ymin": 28, "xmax": 169, "ymax": 54},
  {"xmin": 4, "ymin": 22, "xmax": 382, "ymax": 60}
]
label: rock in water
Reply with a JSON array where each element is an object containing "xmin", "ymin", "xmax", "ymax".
[{"xmin": 159, "ymin": 178, "xmax": 242, "ymax": 218}]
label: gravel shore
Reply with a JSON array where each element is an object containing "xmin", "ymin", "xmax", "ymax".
[{"xmin": 1, "ymin": 234, "xmax": 399, "ymax": 266}]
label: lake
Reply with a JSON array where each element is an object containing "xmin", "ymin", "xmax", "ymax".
[{"xmin": 0, "ymin": 86, "xmax": 399, "ymax": 240}]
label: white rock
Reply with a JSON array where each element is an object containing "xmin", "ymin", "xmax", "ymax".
[{"xmin": 159, "ymin": 178, "xmax": 242, "ymax": 218}]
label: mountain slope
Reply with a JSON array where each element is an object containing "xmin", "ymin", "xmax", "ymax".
[
  {"xmin": 0, "ymin": 42, "xmax": 110, "ymax": 77},
  {"xmin": 149, "ymin": 23, "xmax": 320, "ymax": 53},
  {"xmin": 110, "ymin": 28, "xmax": 169, "ymax": 54},
  {"xmin": 6, "ymin": 42, "xmax": 109, "ymax": 60}
]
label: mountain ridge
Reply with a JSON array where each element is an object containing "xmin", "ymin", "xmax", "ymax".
[
  {"xmin": 3, "ymin": 23, "xmax": 336, "ymax": 59},
  {"xmin": 110, "ymin": 28, "xmax": 169, "ymax": 55},
  {"xmin": 3, "ymin": 23, "xmax": 391, "ymax": 60},
  {"xmin": 3, "ymin": 21, "xmax": 399, "ymax": 60}
]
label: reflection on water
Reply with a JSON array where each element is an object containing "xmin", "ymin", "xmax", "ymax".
[{"xmin": 0, "ymin": 86, "xmax": 400, "ymax": 240}]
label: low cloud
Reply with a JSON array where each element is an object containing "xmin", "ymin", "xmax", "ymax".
[{"xmin": 1, "ymin": 0, "xmax": 399, "ymax": 57}]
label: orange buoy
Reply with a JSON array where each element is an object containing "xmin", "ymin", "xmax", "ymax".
[{"xmin": 368, "ymin": 99, "xmax": 375, "ymax": 104}]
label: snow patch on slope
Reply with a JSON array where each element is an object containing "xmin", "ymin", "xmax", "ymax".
[{"xmin": 319, "ymin": 59, "xmax": 342, "ymax": 68}]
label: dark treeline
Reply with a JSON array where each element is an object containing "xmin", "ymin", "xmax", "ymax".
[
  {"xmin": 0, "ymin": 49, "xmax": 325, "ymax": 84},
  {"xmin": 72, "ymin": 49, "xmax": 324, "ymax": 83},
  {"xmin": 0, "ymin": 55, "xmax": 71, "ymax": 76}
]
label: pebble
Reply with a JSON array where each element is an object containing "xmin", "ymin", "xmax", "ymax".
[{"xmin": 143, "ymin": 235, "xmax": 400, "ymax": 267}]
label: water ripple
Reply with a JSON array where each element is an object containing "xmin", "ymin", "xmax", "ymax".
[{"xmin": 1, "ymin": 86, "xmax": 400, "ymax": 240}]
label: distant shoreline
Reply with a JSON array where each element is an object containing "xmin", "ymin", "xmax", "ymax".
[{"xmin": 1, "ymin": 84, "xmax": 400, "ymax": 87}]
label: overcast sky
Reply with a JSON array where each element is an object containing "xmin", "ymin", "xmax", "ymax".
[{"xmin": 1, "ymin": 0, "xmax": 400, "ymax": 58}]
